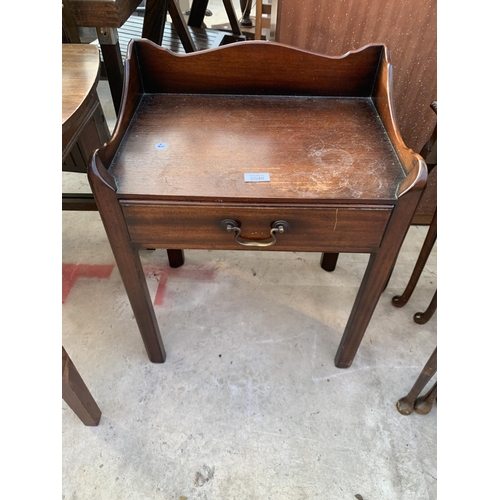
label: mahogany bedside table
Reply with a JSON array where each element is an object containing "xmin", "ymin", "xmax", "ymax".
[{"xmin": 89, "ymin": 40, "xmax": 426, "ymax": 368}]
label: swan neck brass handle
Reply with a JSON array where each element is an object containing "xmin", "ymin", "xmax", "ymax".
[{"xmin": 221, "ymin": 219, "xmax": 289, "ymax": 247}]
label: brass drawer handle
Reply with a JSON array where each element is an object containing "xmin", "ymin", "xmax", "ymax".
[{"xmin": 221, "ymin": 219, "xmax": 289, "ymax": 247}]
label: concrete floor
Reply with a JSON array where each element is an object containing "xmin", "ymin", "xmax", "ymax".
[{"xmin": 62, "ymin": 14, "xmax": 437, "ymax": 499}]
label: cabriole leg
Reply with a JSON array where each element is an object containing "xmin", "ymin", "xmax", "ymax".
[
  {"xmin": 396, "ymin": 348, "xmax": 437, "ymax": 415},
  {"xmin": 414, "ymin": 290, "xmax": 437, "ymax": 324},
  {"xmin": 392, "ymin": 211, "xmax": 437, "ymax": 308},
  {"xmin": 414, "ymin": 382, "xmax": 437, "ymax": 415}
]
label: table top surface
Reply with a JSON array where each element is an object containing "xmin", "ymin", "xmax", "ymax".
[
  {"xmin": 109, "ymin": 93, "xmax": 406, "ymax": 203},
  {"xmin": 62, "ymin": 44, "xmax": 101, "ymax": 131}
]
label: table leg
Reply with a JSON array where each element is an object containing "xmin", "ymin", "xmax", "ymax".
[
  {"xmin": 88, "ymin": 156, "xmax": 166, "ymax": 363},
  {"xmin": 97, "ymin": 27, "xmax": 124, "ymax": 115},
  {"xmin": 334, "ymin": 191, "xmax": 423, "ymax": 368},
  {"xmin": 167, "ymin": 249, "xmax": 185, "ymax": 268},
  {"xmin": 320, "ymin": 252, "xmax": 339, "ymax": 272},
  {"xmin": 62, "ymin": 347, "xmax": 101, "ymax": 426}
]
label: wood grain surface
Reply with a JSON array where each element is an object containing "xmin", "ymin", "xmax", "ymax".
[
  {"xmin": 67, "ymin": 0, "xmax": 142, "ymax": 27},
  {"xmin": 134, "ymin": 40, "xmax": 384, "ymax": 96},
  {"xmin": 121, "ymin": 202, "xmax": 393, "ymax": 251},
  {"xmin": 62, "ymin": 44, "xmax": 101, "ymax": 130},
  {"xmin": 276, "ymin": 0, "xmax": 437, "ymax": 153},
  {"xmin": 109, "ymin": 94, "xmax": 406, "ymax": 202},
  {"xmin": 88, "ymin": 39, "xmax": 427, "ymax": 368}
]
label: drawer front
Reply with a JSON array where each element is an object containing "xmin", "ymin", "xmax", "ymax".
[{"xmin": 121, "ymin": 203, "xmax": 393, "ymax": 252}]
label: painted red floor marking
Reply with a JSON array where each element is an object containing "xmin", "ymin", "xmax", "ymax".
[
  {"xmin": 143, "ymin": 266, "xmax": 215, "ymax": 306},
  {"xmin": 62, "ymin": 264, "xmax": 115, "ymax": 303}
]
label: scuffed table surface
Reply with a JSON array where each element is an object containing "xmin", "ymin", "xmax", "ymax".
[{"xmin": 109, "ymin": 94, "xmax": 406, "ymax": 202}]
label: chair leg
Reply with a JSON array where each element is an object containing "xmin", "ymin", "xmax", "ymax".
[
  {"xmin": 414, "ymin": 290, "xmax": 437, "ymax": 324},
  {"xmin": 392, "ymin": 210, "xmax": 437, "ymax": 307},
  {"xmin": 188, "ymin": 0, "xmax": 209, "ymax": 27},
  {"xmin": 396, "ymin": 347, "xmax": 437, "ymax": 415},
  {"xmin": 414, "ymin": 382, "xmax": 437, "ymax": 415},
  {"xmin": 62, "ymin": 347, "xmax": 101, "ymax": 426},
  {"xmin": 222, "ymin": 0, "xmax": 244, "ymax": 35},
  {"xmin": 142, "ymin": 0, "xmax": 168, "ymax": 45},
  {"xmin": 169, "ymin": 0, "xmax": 197, "ymax": 52}
]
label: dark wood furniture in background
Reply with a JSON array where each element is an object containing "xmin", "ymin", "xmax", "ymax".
[
  {"xmin": 393, "ymin": 103, "xmax": 437, "ymax": 416},
  {"xmin": 88, "ymin": 40, "xmax": 427, "ymax": 369},
  {"xmin": 64, "ymin": 0, "xmax": 142, "ymax": 113},
  {"xmin": 275, "ymin": 0, "xmax": 437, "ymax": 156},
  {"xmin": 392, "ymin": 210, "xmax": 437, "ymax": 323},
  {"xmin": 62, "ymin": 44, "xmax": 110, "ymax": 210},
  {"xmin": 62, "ymin": 45, "xmax": 105, "ymax": 426},
  {"xmin": 62, "ymin": 347, "xmax": 102, "ymax": 426},
  {"xmin": 412, "ymin": 102, "xmax": 437, "ymax": 225},
  {"xmin": 392, "ymin": 102, "xmax": 437, "ymax": 322},
  {"xmin": 140, "ymin": 0, "xmax": 244, "ymax": 54},
  {"xmin": 254, "ymin": 0, "xmax": 274, "ymax": 40},
  {"xmin": 239, "ymin": 0, "xmax": 252, "ymax": 26},
  {"xmin": 65, "ymin": 0, "xmax": 245, "ymax": 114}
]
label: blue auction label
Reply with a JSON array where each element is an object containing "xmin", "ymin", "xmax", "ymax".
[
  {"xmin": 155, "ymin": 142, "xmax": 167, "ymax": 150},
  {"xmin": 244, "ymin": 173, "xmax": 271, "ymax": 182}
]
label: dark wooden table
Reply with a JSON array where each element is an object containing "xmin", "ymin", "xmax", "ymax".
[
  {"xmin": 62, "ymin": 43, "xmax": 110, "ymax": 210},
  {"xmin": 62, "ymin": 44, "xmax": 104, "ymax": 425},
  {"xmin": 89, "ymin": 40, "xmax": 427, "ymax": 369}
]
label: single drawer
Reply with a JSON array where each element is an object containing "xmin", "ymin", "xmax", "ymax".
[{"xmin": 121, "ymin": 203, "xmax": 393, "ymax": 252}]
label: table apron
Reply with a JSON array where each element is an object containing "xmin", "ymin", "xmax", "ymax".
[{"xmin": 120, "ymin": 203, "xmax": 394, "ymax": 252}]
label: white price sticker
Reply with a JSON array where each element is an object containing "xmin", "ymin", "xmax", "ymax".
[{"xmin": 244, "ymin": 173, "xmax": 271, "ymax": 183}]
